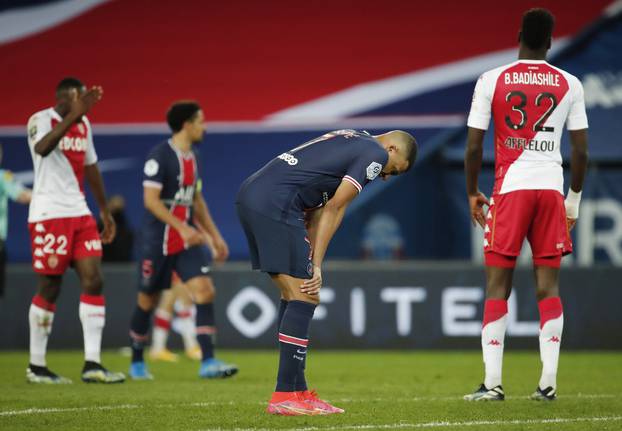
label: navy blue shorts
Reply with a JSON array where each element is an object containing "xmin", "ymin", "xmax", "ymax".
[
  {"xmin": 138, "ymin": 245, "xmax": 211, "ymax": 293},
  {"xmin": 236, "ymin": 203, "xmax": 313, "ymax": 279}
]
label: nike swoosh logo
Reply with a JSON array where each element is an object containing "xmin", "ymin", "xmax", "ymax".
[{"xmin": 296, "ymin": 349, "xmax": 307, "ymax": 354}]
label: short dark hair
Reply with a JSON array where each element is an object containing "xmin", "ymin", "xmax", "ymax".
[
  {"xmin": 166, "ymin": 101, "xmax": 201, "ymax": 133},
  {"xmin": 521, "ymin": 8, "xmax": 555, "ymax": 50},
  {"xmin": 56, "ymin": 77, "xmax": 84, "ymax": 94},
  {"xmin": 406, "ymin": 137, "xmax": 417, "ymax": 171}
]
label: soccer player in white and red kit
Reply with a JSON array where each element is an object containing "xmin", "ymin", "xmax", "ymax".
[
  {"xmin": 464, "ymin": 9, "xmax": 588, "ymax": 401},
  {"xmin": 26, "ymin": 77, "xmax": 125, "ymax": 384}
]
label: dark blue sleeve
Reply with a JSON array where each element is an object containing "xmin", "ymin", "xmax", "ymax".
[
  {"xmin": 342, "ymin": 144, "xmax": 388, "ymax": 193},
  {"xmin": 142, "ymin": 146, "xmax": 166, "ymax": 189}
]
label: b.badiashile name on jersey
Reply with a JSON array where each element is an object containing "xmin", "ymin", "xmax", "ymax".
[
  {"xmin": 504, "ymin": 137, "xmax": 555, "ymax": 152},
  {"xmin": 504, "ymin": 71, "xmax": 560, "ymax": 87}
]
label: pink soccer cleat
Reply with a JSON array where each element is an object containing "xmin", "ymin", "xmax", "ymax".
[
  {"xmin": 299, "ymin": 390, "xmax": 345, "ymax": 414},
  {"xmin": 266, "ymin": 391, "xmax": 319, "ymax": 416}
]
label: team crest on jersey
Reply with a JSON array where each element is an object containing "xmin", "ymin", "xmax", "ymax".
[
  {"xmin": 366, "ymin": 162, "xmax": 382, "ymax": 180},
  {"xmin": 144, "ymin": 159, "xmax": 159, "ymax": 176}
]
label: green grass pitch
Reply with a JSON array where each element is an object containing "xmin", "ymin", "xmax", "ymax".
[{"xmin": 1, "ymin": 350, "xmax": 621, "ymax": 430}]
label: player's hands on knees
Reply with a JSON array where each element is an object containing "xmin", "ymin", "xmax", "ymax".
[
  {"xmin": 566, "ymin": 217, "xmax": 577, "ymax": 231},
  {"xmin": 301, "ymin": 265, "xmax": 322, "ymax": 295},
  {"xmin": 71, "ymin": 86, "xmax": 104, "ymax": 117},
  {"xmin": 100, "ymin": 210, "xmax": 116, "ymax": 244},
  {"xmin": 468, "ymin": 191, "xmax": 490, "ymax": 228},
  {"xmin": 214, "ymin": 237, "xmax": 229, "ymax": 262},
  {"xmin": 179, "ymin": 224, "xmax": 203, "ymax": 247}
]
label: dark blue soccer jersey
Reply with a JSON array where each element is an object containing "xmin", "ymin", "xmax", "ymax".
[
  {"xmin": 236, "ymin": 130, "xmax": 388, "ymax": 226},
  {"xmin": 142, "ymin": 140, "xmax": 200, "ymax": 256}
]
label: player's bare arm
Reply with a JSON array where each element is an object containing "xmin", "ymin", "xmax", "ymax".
[
  {"xmin": 566, "ymin": 129, "xmax": 589, "ymax": 231},
  {"xmin": 301, "ymin": 181, "xmax": 358, "ymax": 295},
  {"xmin": 85, "ymin": 163, "xmax": 116, "ymax": 244},
  {"xmin": 144, "ymin": 186, "xmax": 202, "ymax": 246},
  {"xmin": 193, "ymin": 191, "xmax": 229, "ymax": 262},
  {"xmin": 34, "ymin": 87, "xmax": 103, "ymax": 157},
  {"xmin": 304, "ymin": 207, "xmax": 323, "ymax": 246},
  {"xmin": 16, "ymin": 189, "xmax": 32, "ymax": 204},
  {"xmin": 464, "ymin": 127, "xmax": 490, "ymax": 228}
]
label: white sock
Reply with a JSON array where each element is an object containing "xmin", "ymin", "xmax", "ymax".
[
  {"xmin": 29, "ymin": 296, "xmax": 55, "ymax": 367},
  {"xmin": 481, "ymin": 299, "xmax": 508, "ymax": 389},
  {"xmin": 79, "ymin": 295, "xmax": 105, "ymax": 364},
  {"xmin": 173, "ymin": 305, "xmax": 197, "ymax": 350},
  {"xmin": 152, "ymin": 310, "xmax": 171, "ymax": 352},
  {"xmin": 538, "ymin": 298, "xmax": 564, "ymax": 390}
]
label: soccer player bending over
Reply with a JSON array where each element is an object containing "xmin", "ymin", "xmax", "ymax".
[
  {"xmin": 26, "ymin": 77, "xmax": 125, "ymax": 384},
  {"xmin": 128, "ymin": 101, "xmax": 237, "ymax": 380},
  {"xmin": 237, "ymin": 129, "xmax": 417, "ymax": 415},
  {"xmin": 464, "ymin": 9, "xmax": 588, "ymax": 401}
]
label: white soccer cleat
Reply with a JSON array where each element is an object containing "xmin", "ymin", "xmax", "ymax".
[{"xmin": 464, "ymin": 383, "xmax": 505, "ymax": 401}]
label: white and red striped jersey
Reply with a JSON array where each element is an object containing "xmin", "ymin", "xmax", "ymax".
[
  {"xmin": 26, "ymin": 108, "xmax": 98, "ymax": 222},
  {"xmin": 467, "ymin": 60, "xmax": 588, "ymax": 195}
]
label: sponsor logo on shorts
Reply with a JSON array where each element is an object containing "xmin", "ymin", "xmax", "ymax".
[
  {"xmin": 277, "ymin": 152, "xmax": 298, "ymax": 166},
  {"xmin": 142, "ymin": 259, "xmax": 153, "ymax": 280},
  {"xmin": 85, "ymin": 240, "xmax": 102, "ymax": 251},
  {"xmin": 201, "ymin": 266, "xmax": 210, "ymax": 274},
  {"xmin": 307, "ymin": 262, "xmax": 314, "ymax": 276},
  {"xmin": 47, "ymin": 255, "xmax": 59, "ymax": 269}
]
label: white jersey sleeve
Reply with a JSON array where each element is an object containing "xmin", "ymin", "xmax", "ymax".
[
  {"xmin": 467, "ymin": 72, "xmax": 494, "ymax": 130},
  {"xmin": 566, "ymin": 76, "xmax": 589, "ymax": 130},
  {"xmin": 27, "ymin": 112, "xmax": 53, "ymax": 148},
  {"xmin": 83, "ymin": 117, "xmax": 98, "ymax": 165}
]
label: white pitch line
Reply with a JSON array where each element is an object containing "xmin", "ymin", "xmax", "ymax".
[
  {"xmin": 0, "ymin": 394, "xmax": 617, "ymax": 418},
  {"xmin": 200, "ymin": 416, "xmax": 622, "ymax": 431}
]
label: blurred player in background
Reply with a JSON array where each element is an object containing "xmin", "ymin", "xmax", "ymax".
[
  {"xmin": 237, "ymin": 129, "xmax": 417, "ymax": 415},
  {"xmin": 0, "ymin": 144, "xmax": 32, "ymax": 297},
  {"xmin": 128, "ymin": 101, "xmax": 237, "ymax": 380},
  {"xmin": 464, "ymin": 9, "xmax": 588, "ymax": 401},
  {"xmin": 149, "ymin": 272, "xmax": 201, "ymax": 362},
  {"xmin": 26, "ymin": 77, "xmax": 125, "ymax": 384}
]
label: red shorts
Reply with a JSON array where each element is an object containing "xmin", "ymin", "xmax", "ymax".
[
  {"xmin": 28, "ymin": 215, "xmax": 102, "ymax": 275},
  {"xmin": 483, "ymin": 190, "xmax": 571, "ymax": 268}
]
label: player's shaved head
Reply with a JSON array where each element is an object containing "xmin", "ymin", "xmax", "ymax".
[
  {"xmin": 379, "ymin": 130, "xmax": 417, "ymax": 172},
  {"xmin": 520, "ymin": 8, "xmax": 555, "ymax": 51},
  {"xmin": 393, "ymin": 130, "xmax": 417, "ymax": 171},
  {"xmin": 167, "ymin": 101, "xmax": 201, "ymax": 133}
]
